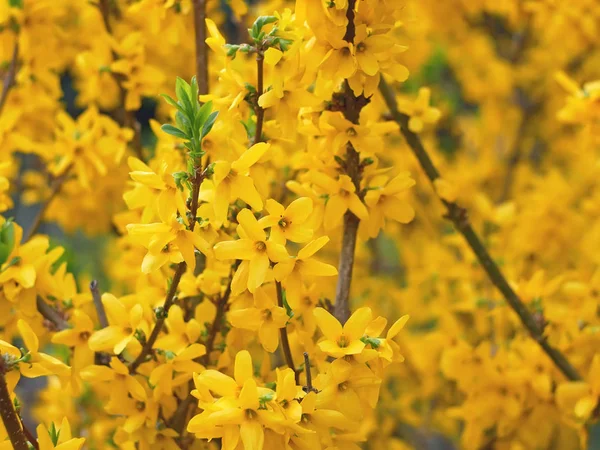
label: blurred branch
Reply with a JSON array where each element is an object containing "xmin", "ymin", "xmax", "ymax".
[
  {"xmin": 379, "ymin": 77, "xmax": 582, "ymax": 382},
  {"xmin": 0, "ymin": 42, "xmax": 18, "ymax": 118},
  {"xmin": 24, "ymin": 164, "xmax": 73, "ymax": 241}
]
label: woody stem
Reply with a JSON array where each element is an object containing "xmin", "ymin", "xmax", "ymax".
[
  {"xmin": 0, "ymin": 360, "xmax": 29, "ymax": 450},
  {"xmin": 276, "ymin": 282, "xmax": 298, "ymax": 383},
  {"xmin": 379, "ymin": 77, "xmax": 581, "ymax": 382}
]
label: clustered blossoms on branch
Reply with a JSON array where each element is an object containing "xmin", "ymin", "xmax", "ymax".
[{"xmin": 0, "ymin": 0, "xmax": 599, "ymax": 450}]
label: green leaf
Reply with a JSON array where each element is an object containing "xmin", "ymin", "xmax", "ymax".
[
  {"xmin": 281, "ymin": 289, "xmax": 294, "ymax": 319},
  {"xmin": 160, "ymin": 94, "xmax": 186, "ymax": 115},
  {"xmin": 9, "ymin": 0, "xmax": 23, "ymax": 8},
  {"xmin": 161, "ymin": 124, "xmax": 188, "ymax": 139},
  {"xmin": 175, "ymin": 110, "xmax": 191, "ymax": 136},
  {"xmin": 251, "ymin": 16, "xmax": 278, "ymax": 40},
  {"xmin": 0, "ymin": 220, "xmax": 15, "ymax": 266},
  {"xmin": 48, "ymin": 422, "xmax": 60, "ymax": 446},
  {"xmin": 201, "ymin": 111, "xmax": 219, "ymax": 139},
  {"xmin": 175, "ymin": 77, "xmax": 193, "ymax": 116},
  {"xmin": 195, "ymin": 101, "xmax": 213, "ymax": 135},
  {"xmin": 360, "ymin": 336, "xmax": 382, "ymax": 349},
  {"xmin": 224, "ymin": 44, "xmax": 241, "ymax": 58}
]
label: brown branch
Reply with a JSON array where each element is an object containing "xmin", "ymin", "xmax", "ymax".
[
  {"xmin": 129, "ymin": 263, "xmax": 186, "ymax": 373},
  {"xmin": 201, "ymin": 264, "xmax": 236, "ymax": 366},
  {"xmin": 18, "ymin": 415, "xmax": 39, "ymax": 450},
  {"xmin": 129, "ymin": 163, "xmax": 205, "ymax": 373},
  {"xmin": 254, "ymin": 52, "xmax": 265, "ymax": 144},
  {"xmin": 36, "ymin": 296, "xmax": 69, "ymax": 331},
  {"xmin": 379, "ymin": 77, "xmax": 582, "ymax": 382},
  {"xmin": 25, "ymin": 165, "xmax": 73, "ymax": 241},
  {"xmin": 332, "ymin": 0, "xmax": 368, "ymax": 325},
  {"xmin": 276, "ymin": 282, "xmax": 298, "ymax": 383},
  {"xmin": 193, "ymin": 0, "xmax": 209, "ymax": 96},
  {"xmin": 0, "ymin": 41, "xmax": 18, "ymax": 118},
  {"xmin": 0, "ymin": 360, "xmax": 29, "ymax": 450},
  {"xmin": 90, "ymin": 280, "xmax": 108, "ymax": 328},
  {"xmin": 303, "ymin": 352, "xmax": 318, "ymax": 393}
]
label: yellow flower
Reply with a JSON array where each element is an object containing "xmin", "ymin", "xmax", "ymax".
[
  {"xmin": 353, "ymin": 25, "xmax": 394, "ymax": 77},
  {"xmin": 557, "ymin": 354, "xmax": 600, "ymax": 420},
  {"xmin": 17, "ymin": 320, "xmax": 71, "ymax": 379},
  {"xmin": 228, "ymin": 285, "xmax": 289, "ymax": 352},
  {"xmin": 214, "ymin": 209, "xmax": 289, "ymax": 293},
  {"xmin": 210, "ymin": 142, "xmax": 270, "ymax": 225},
  {"xmin": 149, "ymin": 343, "xmax": 205, "ymax": 401},
  {"xmin": 127, "ymin": 214, "xmax": 211, "ymax": 273},
  {"xmin": 51, "ymin": 310, "xmax": 95, "ymax": 392},
  {"xmin": 258, "ymin": 197, "xmax": 314, "ymax": 245},
  {"xmin": 398, "ymin": 87, "xmax": 441, "ymax": 133},
  {"xmin": 273, "ymin": 236, "xmax": 337, "ymax": 306},
  {"xmin": 88, "ymin": 293, "xmax": 147, "ymax": 355},
  {"xmin": 364, "ymin": 172, "xmax": 415, "ymax": 238},
  {"xmin": 313, "ymin": 307, "xmax": 372, "ymax": 358},
  {"xmin": 188, "ymin": 351, "xmax": 282, "ymax": 449},
  {"xmin": 309, "ymin": 172, "xmax": 368, "ymax": 230},
  {"xmin": 125, "ymin": 155, "xmax": 188, "ymax": 223}
]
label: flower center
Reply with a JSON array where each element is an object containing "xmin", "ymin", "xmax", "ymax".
[
  {"xmin": 255, "ymin": 241, "xmax": 267, "ymax": 252},
  {"xmin": 346, "ymin": 127, "xmax": 357, "ymax": 137},
  {"xmin": 278, "ymin": 217, "xmax": 290, "ymax": 228},
  {"xmin": 338, "ymin": 335, "xmax": 348, "ymax": 348}
]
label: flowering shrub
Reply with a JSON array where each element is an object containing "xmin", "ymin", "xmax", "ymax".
[{"xmin": 0, "ymin": 0, "xmax": 599, "ymax": 449}]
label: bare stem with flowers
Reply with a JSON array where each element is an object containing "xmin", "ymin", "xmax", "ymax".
[{"xmin": 333, "ymin": 0, "xmax": 369, "ymax": 324}]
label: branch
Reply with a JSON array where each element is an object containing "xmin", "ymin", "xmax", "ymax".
[
  {"xmin": 90, "ymin": 280, "xmax": 108, "ymax": 328},
  {"xmin": 302, "ymin": 352, "xmax": 317, "ymax": 393},
  {"xmin": 193, "ymin": 0, "xmax": 209, "ymax": 96},
  {"xmin": 0, "ymin": 41, "xmax": 18, "ymax": 118},
  {"xmin": 201, "ymin": 264, "xmax": 236, "ymax": 366},
  {"xmin": 18, "ymin": 414, "xmax": 39, "ymax": 450},
  {"xmin": 332, "ymin": 0, "xmax": 369, "ymax": 325},
  {"xmin": 276, "ymin": 282, "xmax": 298, "ymax": 383},
  {"xmin": 25, "ymin": 165, "xmax": 73, "ymax": 241},
  {"xmin": 254, "ymin": 52, "xmax": 265, "ymax": 144},
  {"xmin": 36, "ymin": 296, "xmax": 69, "ymax": 331},
  {"xmin": 129, "ymin": 164, "xmax": 205, "ymax": 373},
  {"xmin": 0, "ymin": 360, "xmax": 29, "ymax": 450},
  {"xmin": 379, "ymin": 77, "xmax": 582, "ymax": 382}
]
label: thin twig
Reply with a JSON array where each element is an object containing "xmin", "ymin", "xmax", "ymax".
[
  {"xmin": 379, "ymin": 77, "xmax": 581, "ymax": 382},
  {"xmin": 193, "ymin": 0, "xmax": 209, "ymax": 96},
  {"xmin": 0, "ymin": 41, "xmax": 19, "ymax": 118},
  {"xmin": 18, "ymin": 415, "xmax": 39, "ymax": 450},
  {"xmin": 302, "ymin": 352, "xmax": 318, "ymax": 393},
  {"xmin": 276, "ymin": 282, "xmax": 298, "ymax": 383},
  {"xmin": 129, "ymin": 262, "xmax": 186, "ymax": 373},
  {"xmin": 36, "ymin": 297, "xmax": 69, "ymax": 331},
  {"xmin": 0, "ymin": 360, "xmax": 29, "ymax": 450},
  {"xmin": 254, "ymin": 52, "xmax": 265, "ymax": 144},
  {"xmin": 25, "ymin": 165, "xmax": 73, "ymax": 241},
  {"xmin": 90, "ymin": 280, "xmax": 108, "ymax": 328}
]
